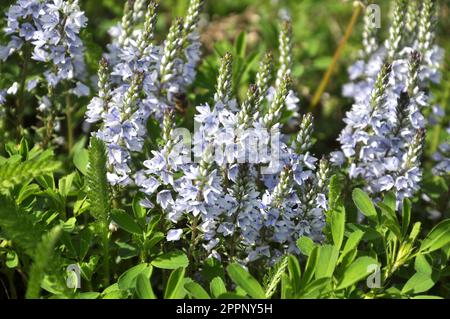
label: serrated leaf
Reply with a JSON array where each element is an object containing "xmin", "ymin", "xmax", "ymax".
[
  {"xmin": 25, "ymin": 225, "xmax": 62, "ymax": 299},
  {"xmin": 0, "ymin": 150, "xmax": 60, "ymax": 191},
  {"xmin": 86, "ymin": 138, "xmax": 110, "ymax": 225}
]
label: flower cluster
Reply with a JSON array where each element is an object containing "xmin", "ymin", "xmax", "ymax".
[
  {"xmin": 0, "ymin": 0, "xmax": 89, "ymax": 103},
  {"xmin": 334, "ymin": 0, "xmax": 444, "ymax": 204},
  {"xmin": 136, "ymin": 21, "xmax": 329, "ymax": 264},
  {"xmin": 86, "ymin": 0, "xmax": 204, "ymax": 186}
]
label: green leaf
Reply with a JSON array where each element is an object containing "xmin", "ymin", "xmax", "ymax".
[
  {"xmin": 235, "ymin": 32, "xmax": 247, "ymax": 57},
  {"xmin": 336, "ymin": 256, "xmax": 378, "ymax": 290},
  {"xmin": 146, "ymin": 214, "xmax": 161, "ymax": 236},
  {"xmin": 297, "ymin": 236, "xmax": 315, "ymax": 256},
  {"xmin": 6, "ymin": 250, "xmax": 19, "ymax": 268},
  {"xmin": 287, "ymin": 255, "xmax": 301, "ymax": 294},
  {"xmin": 59, "ymin": 172, "xmax": 75, "ymax": 197},
  {"xmin": 300, "ymin": 278, "xmax": 331, "ymax": 298},
  {"xmin": 103, "ymin": 290, "xmax": 129, "ymax": 299},
  {"xmin": 338, "ymin": 230, "xmax": 364, "ymax": 264},
  {"xmin": 145, "ymin": 232, "xmax": 164, "ymax": 251},
  {"xmin": 76, "ymin": 292, "xmax": 101, "ymax": 299},
  {"xmin": 0, "ymin": 196, "xmax": 46, "ymax": 257},
  {"xmin": 378, "ymin": 202, "xmax": 402, "ymax": 239},
  {"xmin": 76, "ymin": 227, "xmax": 92, "ymax": 261},
  {"xmin": 382, "ymin": 191, "xmax": 396, "ymax": 210},
  {"xmin": 184, "ymin": 281, "xmax": 210, "ymax": 299},
  {"xmin": 164, "ymin": 268, "xmax": 186, "ymax": 299},
  {"xmin": 328, "ymin": 174, "xmax": 344, "ymax": 209},
  {"xmin": 18, "ymin": 138, "xmax": 29, "ymax": 160},
  {"xmin": 330, "ymin": 205, "xmax": 345, "ymax": 249},
  {"xmin": 401, "ymin": 198, "xmax": 411, "ymax": 238},
  {"xmin": 118, "ymin": 263, "xmax": 152, "ymax": 290},
  {"xmin": 299, "ymin": 246, "xmax": 319, "ymax": 287},
  {"xmin": 132, "ymin": 194, "xmax": 146, "ymax": 220},
  {"xmin": 227, "ymin": 263, "xmax": 266, "ymax": 299},
  {"xmin": 401, "ymin": 272, "xmax": 437, "ymax": 295},
  {"xmin": 73, "ymin": 148, "xmax": 89, "ymax": 175},
  {"xmin": 62, "ymin": 217, "xmax": 77, "ymax": 232},
  {"xmin": 315, "ymin": 245, "xmax": 339, "ymax": 279},
  {"xmin": 201, "ymin": 257, "xmax": 225, "ymax": 282},
  {"xmin": 0, "ymin": 149, "xmax": 60, "ymax": 191},
  {"xmin": 352, "ymin": 188, "xmax": 377, "ymax": 221},
  {"xmin": 419, "ymin": 219, "xmax": 450, "ymax": 254},
  {"xmin": 217, "ymin": 293, "xmax": 248, "ymax": 299},
  {"xmin": 151, "ymin": 250, "xmax": 189, "ymax": 269},
  {"xmin": 408, "ymin": 222, "xmax": 421, "ymax": 243},
  {"xmin": 135, "ymin": 273, "xmax": 156, "ymax": 299},
  {"xmin": 111, "ymin": 209, "xmax": 142, "ymax": 235},
  {"xmin": 281, "ymin": 273, "xmax": 293, "ymax": 299},
  {"xmin": 210, "ymin": 277, "xmax": 227, "ymax": 298},
  {"xmin": 35, "ymin": 174, "xmax": 55, "ymax": 190},
  {"xmin": 16, "ymin": 183, "xmax": 40, "ymax": 205},
  {"xmin": 414, "ymin": 255, "xmax": 432, "ymax": 275}
]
